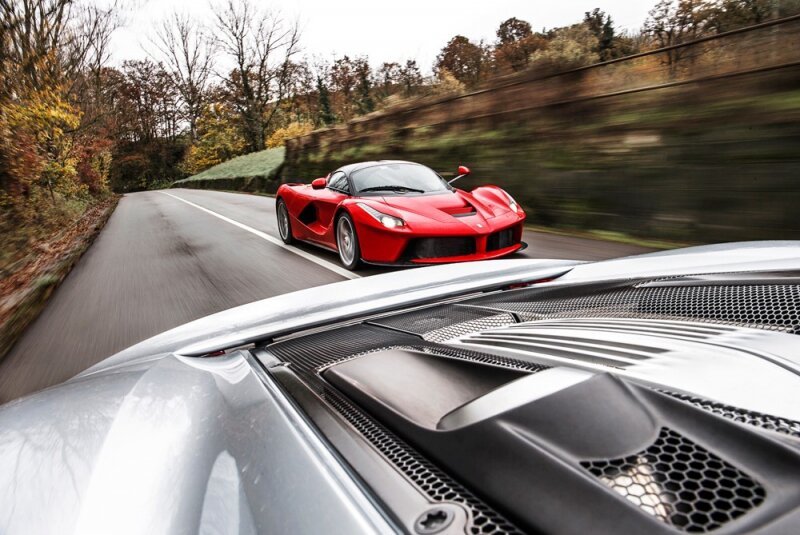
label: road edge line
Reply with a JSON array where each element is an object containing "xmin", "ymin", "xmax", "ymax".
[{"xmin": 159, "ymin": 191, "xmax": 360, "ymax": 280}]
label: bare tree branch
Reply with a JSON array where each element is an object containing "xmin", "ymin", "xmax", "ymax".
[
  {"xmin": 150, "ymin": 11, "xmax": 215, "ymax": 139},
  {"xmin": 212, "ymin": 0, "xmax": 301, "ymax": 151}
]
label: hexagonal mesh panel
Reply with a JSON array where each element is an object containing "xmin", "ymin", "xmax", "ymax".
[
  {"xmin": 421, "ymin": 313, "xmax": 517, "ymax": 343},
  {"xmin": 582, "ymin": 428, "xmax": 766, "ymax": 532},
  {"xmin": 662, "ymin": 391, "xmax": 800, "ymax": 439},
  {"xmin": 467, "ymin": 283, "xmax": 800, "ymax": 334}
]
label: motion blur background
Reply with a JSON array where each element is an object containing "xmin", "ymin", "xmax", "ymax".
[{"xmin": 3, "ymin": 0, "xmax": 800, "ymax": 262}]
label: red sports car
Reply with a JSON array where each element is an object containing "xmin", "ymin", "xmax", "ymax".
[{"xmin": 275, "ymin": 160, "xmax": 526, "ymax": 269}]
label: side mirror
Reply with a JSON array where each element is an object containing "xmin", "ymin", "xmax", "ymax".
[
  {"xmin": 449, "ymin": 165, "xmax": 471, "ymax": 184},
  {"xmin": 311, "ymin": 177, "xmax": 327, "ymax": 189}
]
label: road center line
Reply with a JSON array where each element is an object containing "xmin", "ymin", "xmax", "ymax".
[{"xmin": 159, "ymin": 191, "xmax": 360, "ymax": 280}]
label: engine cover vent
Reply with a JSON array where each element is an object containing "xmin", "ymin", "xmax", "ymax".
[
  {"xmin": 367, "ymin": 304, "xmax": 516, "ymax": 342},
  {"xmin": 450, "ymin": 317, "xmax": 800, "ymax": 421},
  {"xmin": 582, "ymin": 427, "xmax": 766, "ymax": 532},
  {"xmin": 663, "ymin": 391, "xmax": 800, "ymax": 439},
  {"xmin": 466, "ymin": 282, "xmax": 800, "ymax": 334}
]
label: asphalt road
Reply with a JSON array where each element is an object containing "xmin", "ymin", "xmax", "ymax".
[{"xmin": 0, "ymin": 189, "xmax": 652, "ymax": 403}]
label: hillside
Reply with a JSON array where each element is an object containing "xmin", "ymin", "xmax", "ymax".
[{"xmin": 172, "ymin": 147, "xmax": 286, "ymax": 192}]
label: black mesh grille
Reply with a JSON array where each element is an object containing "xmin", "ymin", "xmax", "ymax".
[
  {"xmin": 663, "ymin": 391, "xmax": 800, "ymax": 439},
  {"xmin": 368, "ymin": 304, "xmax": 516, "ymax": 341},
  {"xmin": 267, "ymin": 322, "xmax": 545, "ymax": 534},
  {"xmin": 403, "ymin": 237, "xmax": 476, "ymax": 259},
  {"xmin": 422, "ymin": 314, "xmax": 517, "ymax": 343},
  {"xmin": 269, "ymin": 324, "xmax": 420, "ymax": 371},
  {"xmin": 467, "ymin": 283, "xmax": 800, "ymax": 334},
  {"xmin": 582, "ymin": 428, "xmax": 766, "ymax": 533},
  {"xmin": 321, "ymin": 385, "xmax": 524, "ymax": 534},
  {"xmin": 486, "ymin": 228, "xmax": 515, "ymax": 251},
  {"xmin": 269, "ymin": 323, "xmax": 548, "ymax": 375}
]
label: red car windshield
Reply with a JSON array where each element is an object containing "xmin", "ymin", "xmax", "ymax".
[{"xmin": 351, "ymin": 163, "xmax": 451, "ymax": 195}]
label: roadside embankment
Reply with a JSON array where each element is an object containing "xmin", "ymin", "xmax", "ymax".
[
  {"xmin": 0, "ymin": 196, "xmax": 119, "ymax": 362},
  {"xmin": 172, "ymin": 147, "xmax": 284, "ymax": 193}
]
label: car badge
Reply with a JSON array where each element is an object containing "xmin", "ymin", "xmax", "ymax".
[{"xmin": 477, "ymin": 223, "xmax": 484, "ymax": 228}]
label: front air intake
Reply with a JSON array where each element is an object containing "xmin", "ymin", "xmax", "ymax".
[{"xmin": 402, "ymin": 237, "xmax": 476, "ymax": 259}]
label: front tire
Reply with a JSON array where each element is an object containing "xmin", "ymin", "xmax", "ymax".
[
  {"xmin": 336, "ymin": 213, "xmax": 362, "ymax": 270},
  {"xmin": 276, "ymin": 198, "xmax": 294, "ymax": 244}
]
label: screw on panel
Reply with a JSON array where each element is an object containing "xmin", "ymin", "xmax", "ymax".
[{"xmin": 414, "ymin": 507, "xmax": 455, "ymax": 534}]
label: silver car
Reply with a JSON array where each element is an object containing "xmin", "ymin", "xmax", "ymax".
[{"xmin": 2, "ymin": 241, "xmax": 800, "ymax": 534}]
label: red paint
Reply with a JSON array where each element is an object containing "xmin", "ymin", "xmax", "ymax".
[{"xmin": 276, "ymin": 179, "xmax": 526, "ymax": 266}]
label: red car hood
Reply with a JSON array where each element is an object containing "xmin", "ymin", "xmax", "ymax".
[{"xmin": 377, "ymin": 190, "xmax": 498, "ymax": 223}]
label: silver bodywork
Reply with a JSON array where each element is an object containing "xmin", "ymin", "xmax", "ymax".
[{"xmin": 1, "ymin": 241, "xmax": 799, "ymax": 534}]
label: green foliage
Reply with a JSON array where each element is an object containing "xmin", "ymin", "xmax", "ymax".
[
  {"xmin": 356, "ymin": 62, "xmax": 375, "ymax": 115},
  {"xmin": 584, "ymin": 9, "xmax": 617, "ymax": 60},
  {"xmin": 317, "ymin": 76, "xmax": 335, "ymax": 126}
]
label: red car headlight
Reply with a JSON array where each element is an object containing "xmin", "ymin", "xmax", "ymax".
[
  {"xmin": 503, "ymin": 191, "xmax": 519, "ymax": 213},
  {"xmin": 357, "ymin": 202, "xmax": 406, "ymax": 229}
]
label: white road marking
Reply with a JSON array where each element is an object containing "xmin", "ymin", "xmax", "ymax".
[{"xmin": 160, "ymin": 191, "xmax": 360, "ymax": 280}]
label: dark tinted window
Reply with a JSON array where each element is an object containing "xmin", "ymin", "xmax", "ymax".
[
  {"xmin": 351, "ymin": 163, "xmax": 450, "ymax": 194},
  {"xmin": 328, "ymin": 171, "xmax": 349, "ymax": 193}
]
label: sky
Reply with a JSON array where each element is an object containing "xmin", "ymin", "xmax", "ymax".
[{"xmin": 111, "ymin": 0, "xmax": 654, "ymax": 73}]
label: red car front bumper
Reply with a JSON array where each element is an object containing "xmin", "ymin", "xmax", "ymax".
[{"xmin": 356, "ymin": 219, "xmax": 525, "ymax": 266}]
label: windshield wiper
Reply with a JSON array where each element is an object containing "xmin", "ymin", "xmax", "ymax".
[{"xmin": 359, "ymin": 185, "xmax": 425, "ymax": 194}]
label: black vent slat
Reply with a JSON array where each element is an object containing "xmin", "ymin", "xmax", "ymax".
[
  {"xmin": 487, "ymin": 228, "xmax": 515, "ymax": 251},
  {"xmin": 402, "ymin": 237, "xmax": 476, "ymax": 260}
]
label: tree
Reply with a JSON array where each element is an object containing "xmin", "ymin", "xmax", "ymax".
[
  {"xmin": 376, "ymin": 62, "xmax": 401, "ymax": 97},
  {"xmin": 497, "ymin": 17, "xmax": 533, "ymax": 46},
  {"xmin": 151, "ymin": 12, "xmax": 215, "ymax": 139},
  {"xmin": 494, "ymin": 17, "xmax": 548, "ymax": 72},
  {"xmin": 355, "ymin": 61, "xmax": 374, "ymax": 114},
  {"xmin": 316, "ymin": 76, "xmax": 335, "ymax": 126},
  {"xmin": 584, "ymin": 9, "xmax": 616, "ymax": 61},
  {"xmin": 707, "ymin": 0, "xmax": 800, "ymax": 32},
  {"xmin": 116, "ymin": 60, "xmax": 181, "ymax": 143},
  {"xmin": 432, "ymin": 69, "xmax": 465, "ymax": 95},
  {"xmin": 0, "ymin": 0, "xmax": 117, "ymax": 98},
  {"xmin": 266, "ymin": 121, "xmax": 313, "ymax": 148},
  {"xmin": 531, "ymin": 24, "xmax": 599, "ymax": 70},
  {"xmin": 398, "ymin": 60, "xmax": 423, "ymax": 96},
  {"xmin": 182, "ymin": 103, "xmax": 246, "ymax": 174},
  {"xmin": 213, "ymin": 0, "xmax": 301, "ymax": 152},
  {"xmin": 644, "ymin": 0, "xmax": 713, "ymax": 73},
  {"xmin": 435, "ymin": 35, "xmax": 490, "ymax": 87}
]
